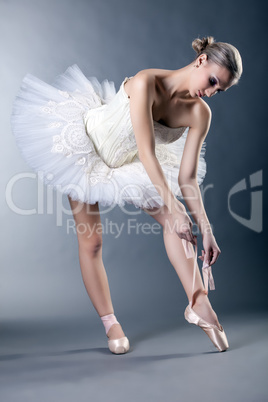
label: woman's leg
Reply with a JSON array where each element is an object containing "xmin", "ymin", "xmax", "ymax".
[
  {"xmin": 142, "ymin": 205, "xmax": 221, "ymax": 329},
  {"xmin": 68, "ymin": 196, "xmax": 125, "ymax": 340}
]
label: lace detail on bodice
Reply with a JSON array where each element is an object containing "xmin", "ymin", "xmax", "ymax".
[
  {"xmin": 121, "ymin": 76, "xmax": 188, "ymax": 145},
  {"xmin": 42, "ymin": 91, "xmax": 96, "ymax": 161},
  {"xmin": 11, "ymin": 63, "xmax": 207, "ymax": 209},
  {"xmin": 110, "ymin": 122, "xmax": 139, "ymax": 166},
  {"xmin": 153, "ymin": 121, "xmax": 187, "ymax": 144},
  {"xmin": 84, "ymin": 77, "xmax": 188, "ymax": 168},
  {"xmin": 41, "ymin": 90, "xmax": 118, "ymax": 185},
  {"xmin": 41, "ymin": 76, "xmax": 189, "ymax": 185}
]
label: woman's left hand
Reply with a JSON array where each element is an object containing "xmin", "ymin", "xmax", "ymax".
[{"xmin": 198, "ymin": 232, "xmax": 221, "ymax": 266}]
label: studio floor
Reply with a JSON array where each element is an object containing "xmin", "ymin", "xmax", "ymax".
[{"xmin": 0, "ymin": 312, "xmax": 267, "ymax": 402}]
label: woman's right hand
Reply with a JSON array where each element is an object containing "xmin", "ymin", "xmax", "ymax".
[
  {"xmin": 198, "ymin": 232, "xmax": 221, "ymax": 266},
  {"xmin": 171, "ymin": 209, "xmax": 197, "ymax": 246}
]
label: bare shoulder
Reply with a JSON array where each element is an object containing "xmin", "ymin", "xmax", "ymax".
[
  {"xmin": 124, "ymin": 68, "xmax": 169, "ymax": 100},
  {"xmin": 190, "ymin": 98, "xmax": 212, "ymax": 132},
  {"xmin": 130, "ymin": 70, "xmax": 154, "ymax": 90},
  {"xmin": 132, "ymin": 68, "xmax": 169, "ymax": 83}
]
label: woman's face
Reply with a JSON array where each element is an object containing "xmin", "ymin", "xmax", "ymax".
[{"xmin": 190, "ymin": 54, "xmax": 232, "ymax": 98}]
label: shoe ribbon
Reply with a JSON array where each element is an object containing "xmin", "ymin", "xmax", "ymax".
[{"xmin": 182, "ymin": 239, "xmax": 215, "ymax": 307}]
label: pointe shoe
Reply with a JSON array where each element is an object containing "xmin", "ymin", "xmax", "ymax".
[
  {"xmin": 184, "ymin": 303, "xmax": 229, "ymax": 352},
  {"xmin": 100, "ymin": 313, "xmax": 130, "ymax": 354},
  {"xmin": 181, "ymin": 239, "xmax": 229, "ymax": 352},
  {"xmin": 108, "ymin": 336, "xmax": 130, "ymax": 354}
]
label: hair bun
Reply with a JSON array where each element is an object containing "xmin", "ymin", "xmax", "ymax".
[{"xmin": 192, "ymin": 36, "xmax": 215, "ymax": 54}]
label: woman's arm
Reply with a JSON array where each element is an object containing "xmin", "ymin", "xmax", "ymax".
[
  {"xmin": 178, "ymin": 101, "xmax": 213, "ymax": 236},
  {"xmin": 178, "ymin": 102, "xmax": 222, "ymax": 265},
  {"xmin": 129, "ymin": 72, "xmax": 184, "ymax": 215}
]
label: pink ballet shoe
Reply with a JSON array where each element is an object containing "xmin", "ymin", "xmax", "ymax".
[
  {"xmin": 184, "ymin": 304, "xmax": 229, "ymax": 352},
  {"xmin": 100, "ymin": 313, "xmax": 130, "ymax": 354},
  {"xmin": 182, "ymin": 239, "xmax": 229, "ymax": 352}
]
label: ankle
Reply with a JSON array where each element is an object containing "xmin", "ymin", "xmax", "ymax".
[
  {"xmin": 100, "ymin": 313, "xmax": 125, "ymax": 339},
  {"xmin": 191, "ymin": 294, "xmax": 221, "ymax": 328},
  {"xmin": 100, "ymin": 313, "xmax": 118, "ymax": 335},
  {"xmin": 191, "ymin": 289, "xmax": 208, "ymax": 306}
]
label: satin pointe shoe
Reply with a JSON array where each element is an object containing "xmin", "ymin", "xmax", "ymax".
[
  {"xmin": 184, "ymin": 303, "xmax": 229, "ymax": 352},
  {"xmin": 100, "ymin": 313, "xmax": 130, "ymax": 354},
  {"xmin": 182, "ymin": 239, "xmax": 229, "ymax": 352}
]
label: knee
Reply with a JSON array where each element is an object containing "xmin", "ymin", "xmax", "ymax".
[{"xmin": 78, "ymin": 235, "xmax": 103, "ymax": 257}]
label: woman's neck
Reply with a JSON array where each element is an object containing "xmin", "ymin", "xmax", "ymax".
[{"xmin": 162, "ymin": 62, "xmax": 195, "ymax": 100}]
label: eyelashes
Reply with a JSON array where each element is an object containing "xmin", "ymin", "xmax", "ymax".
[
  {"xmin": 209, "ymin": 77, "xmax": 221, "ymax": 94},
  {"xmin": 209, "ymin": 77, "xmax": 217, "ymax": 86}
]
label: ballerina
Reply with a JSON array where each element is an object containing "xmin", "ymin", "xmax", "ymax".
[{"xmin": 11, "ymin": 35, "xmax": 243, "ymax": 354}]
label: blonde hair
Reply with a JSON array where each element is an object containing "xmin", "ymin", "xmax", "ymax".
[{"xmin": 192, "ymin": 36, "xmax": 243, "ymax": 85}]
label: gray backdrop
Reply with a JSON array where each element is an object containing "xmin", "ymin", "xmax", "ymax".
[{"xmin": 1, "ymin": 0, "xmax": 267, "ymax": 326}]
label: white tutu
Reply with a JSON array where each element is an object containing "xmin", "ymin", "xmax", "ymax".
[{"xmin": 11, "ymin": 64, "xmax": 207, "ymax": 209}]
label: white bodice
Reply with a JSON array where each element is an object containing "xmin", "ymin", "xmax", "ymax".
[
  {"xmin": 83, "ymin": 77, "xmax": 188, "ymax": 168},
  {"xmin": 11, "ymin": 63, "xmax": 208, "ymax": 209}
]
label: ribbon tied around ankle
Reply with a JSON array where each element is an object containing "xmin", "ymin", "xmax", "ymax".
[{"xmin": 182, "ymin": 239, "xmax": 215, "ymax": 307}]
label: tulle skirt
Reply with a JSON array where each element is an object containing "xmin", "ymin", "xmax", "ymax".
[{"xmin": 10, "ymin": 64, "xmax": 207, "ymax": 209}]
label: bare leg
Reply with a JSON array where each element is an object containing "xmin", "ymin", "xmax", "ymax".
[
  {"xmin": 143, "ymin": 205, "xmax": 221, "ymax": 329},
  {"xmin": 68, "ymin": 196, "xmax": 125, "ymax": 340}
]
